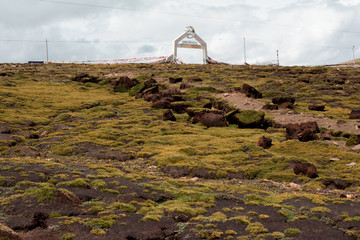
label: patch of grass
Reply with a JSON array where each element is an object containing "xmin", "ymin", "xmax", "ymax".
[
  {"xmin": 62, "ymin": 233, "xmax": 76, "ymax": 240},
  {"xmin": 57, "ymin": 178, "xmax": 89, "ymax": 188},
  {"xmin": 284, "ymin": 228, "xmax": 301, "ymax": 237},
  {"xmin": 109, "ymin": 202, "xmax": 137, "ymax": 213},
  {"xmin": 245, "ymin": 222, "xmax": 268, "ymax": 234},
  {"xmin": 310, "ymin": 207, "xmax": 331, "ymax": 213}
]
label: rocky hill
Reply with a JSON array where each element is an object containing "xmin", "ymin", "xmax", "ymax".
[{"xmin": 0, "ymin": 63, "xmax": 359, "ymax": 240}]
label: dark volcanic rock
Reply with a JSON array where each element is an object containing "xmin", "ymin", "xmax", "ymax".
[
  {"xmin": 257, "ymin": 136, "xmax": 272, "ymax": 149},
  {"xmin": 272, "ymin": 97, "xmax": 296, "ymax": 105},
  {"xmin": 262, "ymin": 104, "xmax": 279, "ymax": 110},
  {"xmin": 278, "ymin": 102, "xmax": 294, "ymax": 109},
  {"xmin": 300, "ymin": 121, "xmax": 320, "ymax": 133},
  {"xmin": 169, "ymin": 77, "xmax": 182, "ymax": 83},
  {"xmin": 180, "ymin": 82, "xmax": 193, "ymax": 89},
  {"xmin": 241, "ymin": 83, "xmax": 262, "ymax": 99},
  {"xmin": 159, "ymin": 88, "xmax": 182, "ymax": 98},
  {"xmin": 298, "ymin": 129, "xmax": 316, "ymax": 142},
  {"xmin": 320, "ymin": 130, "xmax": 332, "ymax": 140},
  {"xmin": 0, "ymin": 123, "xmax": 12, "ymax": 134},
  {"xmin": 322, "ymin": 179, "xmax": 352, "ymax": 190},
  {"xmin": 72, "ymin": 73, "xmax": 100, "ymax": 83},
  {"xmin": 286, "ymin": 123, "xmax": 302, "ymax": 140},
  {"xmin": 349, "ymin": 109, "xmax": 360, "ymax": 119},
  {"xmin": 308, "ymin": 104, "xmax": 325, "ymax": 111},
  {"xmin": 293, "ymin": 163, "xmax": 318, "ymax": 178},
  {"xmin": 112, "ymin": 76, "xmax": 139, "ymax": 92},
  {"xmin": 143, "ymin": 93, "xmax": 161, "ymax": 102},
  {"xmin": 152, "ymin": 100, "xmax": 171, "ymax": 109},
  {"xmin": 163, "ymin": 109, "xmax": 176, "ymax": 121},
  {"xmin": 170, "ymin": 102, "xmax": 191, "ymax": 114},
  {"xmin": 188, "ymin": 76, "xmax": 203, "ymax": 82},
  {"xmin": 286, "ymin": 122, "xmax": 320, "ymax": 141},
  {"xmin": 189, "ymin": 109, "xmax": 228, "ymax": 127},
  {"xmin": 211, "ymin": 100, "xmax": 235, "ymax": 113}
]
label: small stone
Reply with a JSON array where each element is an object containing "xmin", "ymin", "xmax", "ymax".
[
  {"xmin": 346, "ymin": 194, "xmax": 354, "ymax": 199},
  {"xmin": 346, "ymin": 162, "xmax": 357, "ymax": 167},
  {"xmin": 289, "ymin": 183, "xmax": 301, "ymax": 189},
  {"xmin": 352, "ymin": 144, "xmax": 360, "ymax": 152},
  {"xmin": 330, "ymin": 158, "xmax": 340, "ymax": 161},
  {"xmin": 191, "ymin": 177, "xmax": 199, "ymax": 181},
  {"xmin": 224, "ymin": 93, "xmax": 229, "ymax": 97}
]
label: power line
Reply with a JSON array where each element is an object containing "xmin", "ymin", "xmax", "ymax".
[
  {"xmin": 37, "ymin": 0, "xmax": 360, "ymax": 35},
  {"xmin": 0, "ymin": 39, "xmax": 168, "ymax": 43}
]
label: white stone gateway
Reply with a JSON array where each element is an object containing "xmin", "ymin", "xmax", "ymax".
[{"xmin": 167, "ymin": 26, "xmax": 208, "ymax": 64}]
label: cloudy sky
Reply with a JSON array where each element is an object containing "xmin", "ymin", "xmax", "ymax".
[{"xmin": 1, "ymin": 0, "xmax": 360, "ymax": 65}]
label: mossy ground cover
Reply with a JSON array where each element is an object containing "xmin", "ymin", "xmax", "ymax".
[{"xmin": 0, "ymin": 63, "xmax": 359, "ymax": 239}]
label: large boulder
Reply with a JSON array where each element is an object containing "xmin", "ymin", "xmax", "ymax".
[
  {"xmin": 188, "ymin": 109, "xmax": 228, "ymax": 127},
  {"xmin": 293, "ymin": 163, "xmax": 318, "ymax": 178},
  {"xmin": 298, "ymin": 129, "xmax": 317, "ymax": 142},
  {"xmin": 320, "ymin": 130, "xmax": 332, "ymax": 140},
  {"xmin": 129, "ymin": 78, "xmax": 158, "ymax": 96},
  {"xmin": 169, "ymin": 77, "xmax": 182, "ymax": 83},
  {"xmin": 262, "ymin": 104, "xmax": 279, "ymax": 110},
  {"xmin": 286, "ymin": 121, "xmax": 320, "ymax": 141},
  {"xmin": 308, "ymin": 104, "xmax": 325, "ymax": 111},
  {"xmin": 349, "ymin": 109, "xmax": 360, "ymax": 119},
  {"xmin": 230, "ymin": 110, "xmax": 266, "ymax": 129},
  {"xmin": 272, "ymin": 97, "xmax": 295, "ymax": 105},
  {"xmin": 286, "ymin": 123, "xmax": 302, "ymax": 140},
  {"xmin": 180, "ymin": 82, "xmax": 193, "ymax": 89},
  {"xmin": 112, "ymin": 76, "xmax": 139, "ymax": 92},
  {"xmin": 72, "ymin": 73, "xmax": 100, "ymax": 83},
  {"xmin": 300, "ymin": 121, "xmax": 320, "ymax": 133},
  {"xmin": 143, "ymin": 93, "xmax": 161, "ymax": 102},
  {"xmin": 152, "ymin": 100, "xmax": 171, "ymax": 109},
  {"xmin": 257, "ymin": 136, "xmax": 272, "ymax": 149},
  {"xmin": 241, "ymin": 83, "xmax": 262, "ymax": 99},
  {"xmin": 187, "ymin": 76, "xmax": 203, "ymax": 82},
  {"xmin": 170, "ymin": 102, "xmax": 191, "ymax": 114},
  {"xmin": 159, "ymin": 88, "xmax": 182, "ymax": 98},
  {"xmin": 211, "ymin": 100, "xmax": 235, "ymax": 113},
  {"xmin": 163, "ymin": 110, "xmax": 176, "ymax": 121}
]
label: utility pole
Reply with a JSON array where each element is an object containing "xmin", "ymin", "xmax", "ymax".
[
  {"xmin": 276, "ymin": 50, "xmax": 279, "ymax": 66},
  {"xmin": 243, "ymin": 37, "xmax": 247, "ymax": 64},
  {"xmin": 46, "ymin": 39, "xmax": 49, "ymax": 63},
  {"xmin": 353, "ymin": 45, "xmax": 356, "ymax": 67}
]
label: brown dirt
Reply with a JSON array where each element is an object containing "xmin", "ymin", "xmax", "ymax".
[{"xmin": 218, "ymin": 92, "xmax": 360, "ymax": 135}]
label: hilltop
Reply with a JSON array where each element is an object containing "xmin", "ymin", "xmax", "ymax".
[{"xmin": 0, "ymin": 63, "xmax": 359, "ymax": 240}]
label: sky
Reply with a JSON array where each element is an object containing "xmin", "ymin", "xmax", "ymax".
[{"xmin": 0, "ymin": 0, "xmax": 360, "ymax": 65}]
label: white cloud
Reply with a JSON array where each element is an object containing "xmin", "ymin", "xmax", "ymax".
[{"xmin": 0, "ymin": 0, "xmax": 359, "ymax": 65}]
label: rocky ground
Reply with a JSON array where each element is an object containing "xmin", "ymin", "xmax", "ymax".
[{"xmin": 0, "ymin": 63, "xmax": 359, "ymax": 240}]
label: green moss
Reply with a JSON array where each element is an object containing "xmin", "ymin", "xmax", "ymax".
[
  {"xmin": 196, "ymin": 229, "xmax": 223, "ymax": 239},
  {"xmin": 310, "ymin": 207, "xmax": 331, "ymax": 213},
  {"xmin": 346, "ymin": 135, "xmax": 359, "ymax": 146},
  {"xmin": 0, "ymin": 175, "xmax": 6, "ymax": 186},
  {"xmin": 87, "ymin": 214, "xmax": 119, "ymax": 229},
  {"xmin": 245, "ymin": 222, "xmax": 268, "ymax": 234},
  {"xmin": 284, "ymin": 228, "xmax": 301, "ymax": 236},
  {"xmin": 235, "ymin": 110, "xmax": 265, "ymax": 125},
  {"xmin": 228, "ymin": 216, "xmax": 251, "ymax": 225},
  {"xmin": 192, "ymin": 212, "xmax": 227, "ymax": 222},
  {"xmin": 62, "ymin": 233, "xmax": 76, "ymax": 240},
  {"xmin": 109, "ymin": 202, "xmax": 137, "ymax": 213},
  {"xmin": 24, "ymin": 185, "xmax": 56, "ymax": 202},
  {"xmin": 90, "ymin": 179, "xmax": 107, "ymax": 189},
  {"xmin": 90, "ymin": 228, "xmax": 106, "ymax": 236},
  {"xmin": 57, "ymin": 178, "xmax": 89, "ymax": 188}
]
